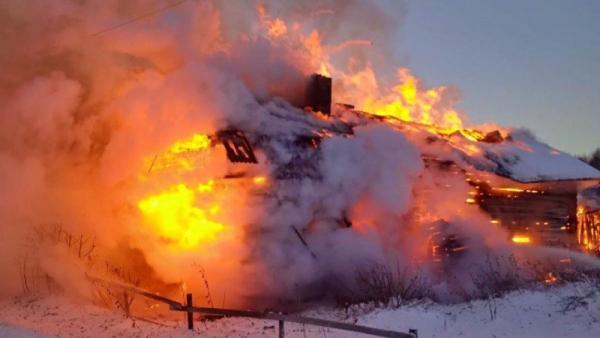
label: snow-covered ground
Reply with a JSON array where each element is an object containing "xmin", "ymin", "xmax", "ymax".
[{"xmin": 1, "ymin": 282, "xmax": 599, "ymax": 338}]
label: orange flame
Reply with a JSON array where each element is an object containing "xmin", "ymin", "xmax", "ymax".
[
  {"xmin": 353, "ymin": 68, "xmax": 468, "ymax": 135},
  {"xmin": 257, "ymin": 4, "xmax": 287, "ymax": 38},
  {"xmin": 253, "ymin": 4, "xmax": 501, "ymax": 144},
  {"xmin": 144, "ymin": 133, "xmax": 211, "ymax": 174},
  {"xmin": 137, "ymin": 133, "xmax": 227, "ymax": 250},
  {"xmin": 512, "ymin": 234, "xmax": 531, "ymax": 244},
  {"xmin": 138, "ymin": 183, "xmax": 224, "ymax": 249}
]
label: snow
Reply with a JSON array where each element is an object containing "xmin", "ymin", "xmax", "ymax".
[
  {"xmin": 457, "ymin": 129, "xmax": 600, "ymax": 183},
  {"xmin": 348, "ymin": 284, "xmax": 600, "ymax": 338},
  {"xmin": 0, "ymin": 325, "xmax": 48, "ymax": 338},
  {"xmin": 2, "ymin": 282, "xmax": 600, "ymax": 338}
]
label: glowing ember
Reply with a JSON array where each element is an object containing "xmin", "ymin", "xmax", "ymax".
[
  {"xmin": 253, "ymin": 176, "xmax": 267, "ymax": 185},
  {"xmin": 493, "ymin": 187, "xmax": 525, "ymax": 193},
  {"xmin": 465, "ymin": 198, "xmax": 477, "ymax": 204},
  {"xmin": 512, "ymin": 234, "xmax": 531, "ymax": 244},
  {"xmin": 544, "ymin": 272, "xmax": 558, "ymax": 285}
]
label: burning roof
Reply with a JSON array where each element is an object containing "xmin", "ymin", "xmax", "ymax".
[{"xmin": 330, "ymin": 106, "xmax": 600, "ymax": 185}]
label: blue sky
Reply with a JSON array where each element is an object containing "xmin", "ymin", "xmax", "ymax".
[{"xmin": 386, "ymin": 0, "xmax": 600, "ymax": 155}]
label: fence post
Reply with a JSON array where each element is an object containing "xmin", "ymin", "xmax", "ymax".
[
  {"xmin": 186, "ymin": 293, "xmax": 194, "ymax": 330},
  {"xmin": 278, "ymin": 320, "xmax": 284, "ymax": 338}
]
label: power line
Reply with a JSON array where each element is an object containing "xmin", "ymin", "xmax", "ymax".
[{"xmin": 90, "ymin": 0, "xmax": 188, "ymax": 37}]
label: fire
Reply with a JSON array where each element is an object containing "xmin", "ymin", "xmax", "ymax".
[
  {"xmin": 267, "ymin": 18, "xmax": 287, "ymax": 37},
  {"xmin": 256, "ymin": 4, "xmax": 334, "ymax": 79},
  {"xmin": 253, "ymin": 176, "xmax": 267, "ymax": 186},
  {"xmin": 544, "ymin": 272, "xmax": 558, "ymax": 285},
  {"xmin": 257, "ymin": 4, "xmax": 287, "ymax": 38},
  {"xmin": 512, "ymin": 234, "xmax": 531, "ymax": 244},
  {"xmin": 145, "ymin": 133, "xmax": 212, "ymax": 174},
  {"xmin": 138, "ymin": 183, "xmax": 224, "ymax": 249},
  {"xmin": 138, "ymin": 133, "xmax": 225, "ymax": 250},
  {"xmin": 576, "ymin": 205, "xmax": 600, "ymax": 252},
  {"xmin": 355, "ymin": 68, "xmax": 469, "ymax": 135},
  {"xmin": 253, "ymin": 3, "xmax": 492, "ymax": 145},
  {"xmin": 465, "ymin": 198, "xmax": 476, "ymax": 204},
  {"xmin": 169, "ymin": 134, "xmax": 211, "ymax": 154},
  {"xmin": 318, "ymin": 62, "xmax": 331, "ymax": 77},
  {"xmin": 493, "ymin": 187, "xmax": 525, "ymax": 193}
]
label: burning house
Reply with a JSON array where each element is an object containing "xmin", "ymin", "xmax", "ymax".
[
  {"xmin": 7, "ymin": 6, "xmax": 600, "ymax": 338},
  {"xmin": 170, "ymin": 74, "xmax": 600, "ymax": 260},
  {"xmin": 398, "ymin": 114, "xmax": 600, "ymax": 253},
  {"xmin": 6, "ymin": 0, "xmax": 600, "ymax": 312},
  {"xmin": 327, "ymin": 79, "xmax": 600, "ymax": 256}
]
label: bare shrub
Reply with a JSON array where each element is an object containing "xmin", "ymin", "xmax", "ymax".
[
  {"xmin": 193, "ymin": 263, "xmax": 214, "ymax": 307},
  {"xmin": 20, "ymin": 223, "xmax": 152, "ymax": 319},
  {"xmin": 559, "ymin": 274, "xmax": 600, "ymax": 313},
  {"xmin": 327, "ymin": 275, "xmax": 358, "ymax": 313},
  {"xmin": 520, "ymin": 257, "xmax": 589, "ymax": 286},
  {"xmin": 20, "ymin": 223, "xmax": 96, "ymax": 295},
  {"xmin": 20, "ymin": 254, "xmax": 31, "ymax": 294},
  {"xmin": 354, "ymin": 262, "xmax": 431, "ymax": 308},
  {"xmin": 470, "ymin": 253, "xmax": 525, "ymax": 299},
  {"xmin": 31, "ymin": 223, "xmax": 97, "ymax": 261},
  {"xmin": 22, "ymin": 224, "xmax": 142, "ymax": 317},
  {"xmin": 486, "ymin": 296, "xmax": 497, "ymax": 320},
  {"xmin": 92, "ymin": 262, "xmax": 141, "ymax": 318}
]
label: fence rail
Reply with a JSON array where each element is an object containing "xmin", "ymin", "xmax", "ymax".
[{"xmin": 89, "ymin": 275, "xmax": 417, "ymax": 338}]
